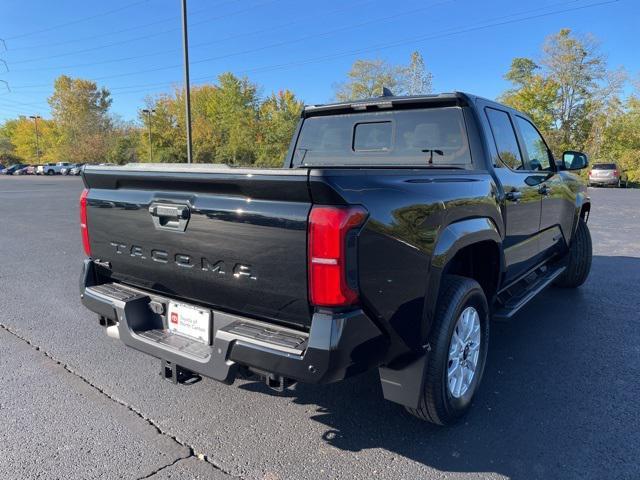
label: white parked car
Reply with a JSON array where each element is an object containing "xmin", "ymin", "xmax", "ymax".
[
  {"xmin": 37, "ymin": 162, "xmax": 72, "ymax": 175},
  {"xmin": 60, "ymin": 163, "xmax": 81, "ymax": 175}
]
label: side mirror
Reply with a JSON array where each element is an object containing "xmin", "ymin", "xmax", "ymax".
[{"xmin": 562, "ymin": 151, "xmax": 589, "ymax": 170}]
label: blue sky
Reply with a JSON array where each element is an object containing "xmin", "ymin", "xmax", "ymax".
[{"xmin": 0, "ymin": 0, "xmax": 637, "ymax": 123}]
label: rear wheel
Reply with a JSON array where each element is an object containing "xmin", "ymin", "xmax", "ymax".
[
  {"xmin": 406, "ymin": 275, "xmax": 489, "ymax": 425},
  {"xmin": 47, "ymin": 169, "xmax": 54, "ymax": 175},
  {"xmin": 555, "ymin": 218, "xmax": 592, "ymax": 288}
]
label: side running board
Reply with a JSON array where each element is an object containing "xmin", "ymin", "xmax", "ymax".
[{"xmin": 493, "ymin": 264, "xmax": 566, "ymax": 321}]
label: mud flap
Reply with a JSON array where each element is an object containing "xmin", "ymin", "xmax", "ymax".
[{"xmin": 378, "ymin": 353, "xmax": 428, "ymax": 409}]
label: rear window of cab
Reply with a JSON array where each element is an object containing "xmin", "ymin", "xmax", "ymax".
[{"xmin": 294, "ymin": 107, "xmax": 471, "ymax": 167}]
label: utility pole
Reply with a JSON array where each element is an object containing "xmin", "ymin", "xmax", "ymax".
[
  {"xmin": 181, "ymin": 0, "xmax": 193, "ymax": 164},
  {"xmin": 29, "ymin": 115, "xmax": 41, "ymax": 162},
  {"xmin": 141, "ymin": 108, "xmax": 156, "ymax": 162}
]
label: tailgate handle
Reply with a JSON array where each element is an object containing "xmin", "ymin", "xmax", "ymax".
[{"xmin": 149, "ymin": 203, "xmax": 190, "ymax": 232}]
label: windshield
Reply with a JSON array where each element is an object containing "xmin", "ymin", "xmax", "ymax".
[
  {"xmin": 294, "ymin": 107, "xmax": 471, "ymax": 167},
  {"xmin": 592, "ymin": 163, "xmax": 616, "ymax": 170}
]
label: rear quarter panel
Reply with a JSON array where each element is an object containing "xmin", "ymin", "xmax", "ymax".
[{"xmin": 309, "ymin": 168, "xmax": 502, "ymax": 358}]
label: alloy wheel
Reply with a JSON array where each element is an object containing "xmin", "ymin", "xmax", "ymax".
[{"xmin": 447, "ymin": 306, "xmax": 481, "ymax": 398}]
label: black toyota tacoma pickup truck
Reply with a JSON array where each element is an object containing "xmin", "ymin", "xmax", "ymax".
[{"xmin": 79, "ymin": 92, "xmax": 592, "ymax": 425}]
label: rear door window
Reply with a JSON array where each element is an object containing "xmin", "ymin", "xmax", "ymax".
[
  {"xmin": 294, "ymin": 107, "xmax": 471, "ymax": 167},
  {"xmin": 485, "ymin": 108, "xmax": 524, "ymax": 170}
]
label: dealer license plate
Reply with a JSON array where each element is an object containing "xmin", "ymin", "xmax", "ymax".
[{"xmin": 167, "ymin": 301, "xmax": 211, "ymax": 344}]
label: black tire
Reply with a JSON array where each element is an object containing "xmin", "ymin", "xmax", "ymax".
[
  {"xmin": 554, "ymin": 218, "xmax": 592, "ymax": 288},
  {"xmin": 46, "ymin": 170, "xmax": 54, "ymax": 175},
  {"xmin": 406, "ymin": 275, "xmax": 489, "ymax": 425}
]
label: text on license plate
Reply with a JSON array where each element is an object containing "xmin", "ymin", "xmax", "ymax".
[{"xmin": 167, "ymin": 301, "xmax": 211, "ymax": 344}]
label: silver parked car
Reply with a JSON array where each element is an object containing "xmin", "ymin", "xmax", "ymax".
[
  {"xmin": 588, "ymin": 162, "xmax": 628, "ymax": 188},
  {"xmin": 68, "ymin": 163, "xmax": 85, "ymax": 175}
]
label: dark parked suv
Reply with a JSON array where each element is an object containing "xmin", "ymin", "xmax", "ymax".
[
  {"xmin": 79, "ymin": 92, "xmax": 592, "ymax": 425},
  {"xmin": 589, "ymin": 162, "xmax": 628, "ymax": 187}
]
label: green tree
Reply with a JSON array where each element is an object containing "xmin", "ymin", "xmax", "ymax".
[
  {"xmin": 106, "ymin": 120, "xmax": 140, "ymax": 165},
  {"xmin": 334, "ymin": 59, "xmax": 405, "ymax": 101},
  {"xmin": 0, "ymin": 116, "xmax": 57, "ymax": 163},
  {"xmin": 139, "ymin": 73, "xmax": 262, "ymax": 165},
  {"xmin": 542, "ymin": 29, "xmax": 606, "ymax": 148},
  {"xmin": 601, "ymin": 95, "xmax": 640, "ymax": 182},
  {"xmin": 0, "ymin": 121, "xmax": 23, "ymax": 164},
  {"xmin": 500, "ymin": 58, "xmax": 558, "ymax": 133},
  {"xmin": 48, "ymin": 75, "xmax": 113, "ymax": 163},
  {"xmin": 255, "ymin": 90, "xmax": 303, "ymax": 167},
  {"xmin": 505, "ymin": 57, "xmax": 539, "ymax": 86},
  {"xmin": 139, "ymin": 91, "xmax": 186, "ymax": 163},
  {"xmin": 0, "ymin": 119, "xmax": 19, "ymax": 158},
  {"xmin": 206, "ymin": 73, "xmax": 259, "ymax": 165},
  {"xmin": 501, "ymin": 29, "xmax": 621, "ymax": 156},
  {"xmin": 334, "ymin": 52, "xmax": 433, "ymax": 101}
]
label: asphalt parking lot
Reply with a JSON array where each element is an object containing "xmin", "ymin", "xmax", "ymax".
[{"xmin": 0, "ymin": 175, "xmax": 639, "ymax": 480}]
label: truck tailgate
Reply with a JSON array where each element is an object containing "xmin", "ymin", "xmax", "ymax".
[{"xmin": 82, "ymin": 165, "xmax": 312, "ymax": 329}]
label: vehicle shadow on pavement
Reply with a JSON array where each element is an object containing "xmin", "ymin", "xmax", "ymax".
[{"xmin": 239, "ymin": 255, "xmax": 640, "ymax": 479}]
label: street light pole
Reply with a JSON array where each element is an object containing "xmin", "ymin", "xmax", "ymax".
[
  {"xmin": 29, "ymin": 115, "xmax": 41, "ymax": 162},
  {"xmin": 141, "ymin": 109, "xmax": 156, "ymax": 162},
  {"xmin": 181, "ymin": 0, "xmax": 193, "ymax": 164}
]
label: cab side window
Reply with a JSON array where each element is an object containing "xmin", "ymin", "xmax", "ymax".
[
  {"xmin": 515, "ymin": 116, "xmax": 553, "ymax": 171},
  {"xmin": 485, "ymin": 108, "xmax": 524, "ymax": 170}
]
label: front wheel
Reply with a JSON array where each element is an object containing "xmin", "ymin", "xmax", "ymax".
[
  {"xmin": 46, "ymin": 170, "xmax": 54, "ymax": 175},
  {"xmin": 406, "ymin": 275, "xmax": 489, "ymax": 425},
  {"xmin": 555, "ymin": 218, "xmax": 592, "ymax": 288}
]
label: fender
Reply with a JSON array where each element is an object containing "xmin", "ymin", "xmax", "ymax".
[
  {"xmin": 423, "ymin": 216, "xmax": 503, "ymax": 339},
  {"xmin": 379, "ymin": 217, "xmax": 503, "ymax": 409},
  {"xmin": 572, "ymin": 192, "xmax": 591, "ymax": 236},
  {"xmin": 431, "ymin": 217, "xmax": 503, "ymax": 269}
]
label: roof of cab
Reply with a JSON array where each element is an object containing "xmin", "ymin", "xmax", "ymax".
[
  {"xmin": 302, "ymin": 92, "xmax": 482, "ymax": 116},
  {"xmin": 302, "ymin": 91, "xmax": 527, "ymax": 121}
]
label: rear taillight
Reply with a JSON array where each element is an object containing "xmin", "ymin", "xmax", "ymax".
[
  {"xmin": 613, "ymin": 170, "xmax": 619, "ymax": 177},
  {"xmin": 308, "ymin": 205, "xmax": 367, "ymax": 307},
  {"xmin": 80, "ymin": 188, "xmax": 91, "ymax": 257},
  {"xmin": 588, "ymin": 170, "xmax": 593, "ymax": 176}
]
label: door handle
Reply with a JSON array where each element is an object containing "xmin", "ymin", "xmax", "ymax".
[{"xmin": 505, "ymin": 190, "xmax": 522, "ymax": 202}]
